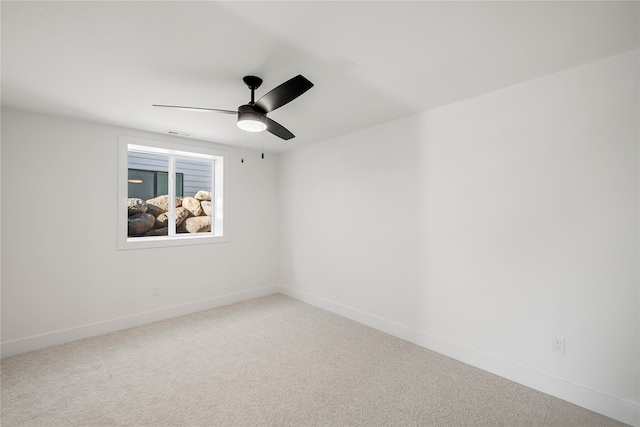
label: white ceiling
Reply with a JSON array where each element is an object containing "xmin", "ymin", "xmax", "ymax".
[{"xmin": 2, "ymin": 1, "xmax": 638, "ymax": 153}]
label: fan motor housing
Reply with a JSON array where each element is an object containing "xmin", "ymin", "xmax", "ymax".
[{"xmin": 237, "ymin": 104, "xmax": 266, "ymax": 132}]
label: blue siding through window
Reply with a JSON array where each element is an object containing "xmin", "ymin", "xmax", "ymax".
[{"xmin": 128, "ymin": 152, "xmax": 212, "ymax": 198}]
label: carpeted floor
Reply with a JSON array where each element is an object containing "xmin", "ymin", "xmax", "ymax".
[{"xmin": 1, "ymin": 294, "xmax": 627, "ymax": 426}]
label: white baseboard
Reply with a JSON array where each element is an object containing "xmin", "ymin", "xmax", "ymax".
[
  {"xmin": 1, "ymin": 285, "xmax": 279, "ymax": 359},
  {"xmin": 279, "ymin": 285, "xmax": 640, "ymax": 427}
]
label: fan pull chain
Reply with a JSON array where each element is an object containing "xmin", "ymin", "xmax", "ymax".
[
  {"xmin": 261, "ymin": 130, "xmax": 264, "ymax": 159},
  {"xmin": 241, "ymin": 131, "xmax": 245, "ymax": 164}
]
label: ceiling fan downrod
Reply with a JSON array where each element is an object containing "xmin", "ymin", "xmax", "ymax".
[{"xmin": 242, "ymin": 76, "xmax": 263, "ymax": 104}]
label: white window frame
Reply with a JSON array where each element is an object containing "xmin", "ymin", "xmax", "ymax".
[{"xmin": 118, "ymin": 135, "xmax": 228, "ymax": 250}]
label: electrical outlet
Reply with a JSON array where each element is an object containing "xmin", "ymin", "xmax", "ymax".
[
  {"xmin": 552, "ymin": 336, "xmax": 565, "ymax": 354},
  {"xmin": 152, "ymin": 287, "xmax": 160, "ymax": 296}
]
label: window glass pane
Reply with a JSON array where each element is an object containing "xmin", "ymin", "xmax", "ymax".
[
  {"xmin": 127, "ymin": 152, "xmax": 169, "ymax": 238},
  {"xmin": 128, "ymin": 169, "xmax": 154, "ymax": 200},
  {"xmin": 156, "ymin": 172, "xmax": 168, "ymax": 198},
  {"xmin": 176, "ymin": 173, "xmax": 184, "ymax": 198},
  {"xmin": 156, "ymin": 172, "xmax": 183, "ymax": 197},
  {"xmin": 176, "ymin": 159, "xmax": 212, "ymax": 198},
  {"xmin": 175, "ymin": 158, "xmax": 213, "ymax": 234}
]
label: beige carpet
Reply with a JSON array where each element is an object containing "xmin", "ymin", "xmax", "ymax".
[{"xmin": 1, "ymin": 294, "xmax": 627, "ymax": 426}]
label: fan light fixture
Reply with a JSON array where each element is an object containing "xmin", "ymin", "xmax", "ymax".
[
  {"xmin": 237, "ymin": 105, "xmax": 266, "ymax": 132},
  {"xmin": 237, "ymin": 117, "xmax": 266, "ymax": 132}
]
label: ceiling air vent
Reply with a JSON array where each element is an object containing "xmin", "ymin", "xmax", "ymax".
[{"xmin": 165, "ymin": 129, "xmax": 193, "ymax": 137}]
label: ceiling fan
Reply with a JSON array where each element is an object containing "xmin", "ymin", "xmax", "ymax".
[{"xmin": 153, "ymin": 75, "xmax": 313, "ymax": 140}]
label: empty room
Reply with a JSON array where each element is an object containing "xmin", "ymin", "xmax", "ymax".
[{"xmin": 1, "ymin": 1, "xmax": 638, "ymax": 426}]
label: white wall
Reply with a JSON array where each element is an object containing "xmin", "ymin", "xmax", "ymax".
[
  {"xmin": 279, "ymin": 50, "xmax": 639, "ymax": 425},
  {"xmin": 1, "ymin": 108, "xmax": 280, "ymax": 356}
]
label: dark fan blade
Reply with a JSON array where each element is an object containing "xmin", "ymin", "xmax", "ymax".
[
  {"xmin": 253, "ymin": 75, "xmax": 313, "ymax": 114},
  {"xmin": 153, "ymin": 104, "xmax": 236, "ymax": 114},
  {"xmin": 265, "ymin": 117, "xmax": 295, "ymax": 140}
]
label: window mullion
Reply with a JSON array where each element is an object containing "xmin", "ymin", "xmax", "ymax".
[{"xmin": 168, "ymin": 155, "xmax": 176, "ymax": 237}]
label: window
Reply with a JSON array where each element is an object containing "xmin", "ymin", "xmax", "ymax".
[
  {"xmin": 128, "ymin": 169, "xmax": 184, "ymax": 200},
  {"xmin": 118, "ymin": 135, "xmax": 228, "ymax": 250}
]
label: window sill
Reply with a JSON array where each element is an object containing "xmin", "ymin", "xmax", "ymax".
[{"xmin": 119, "ymin": 233, "xmax": 228, "ymax": 250}]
